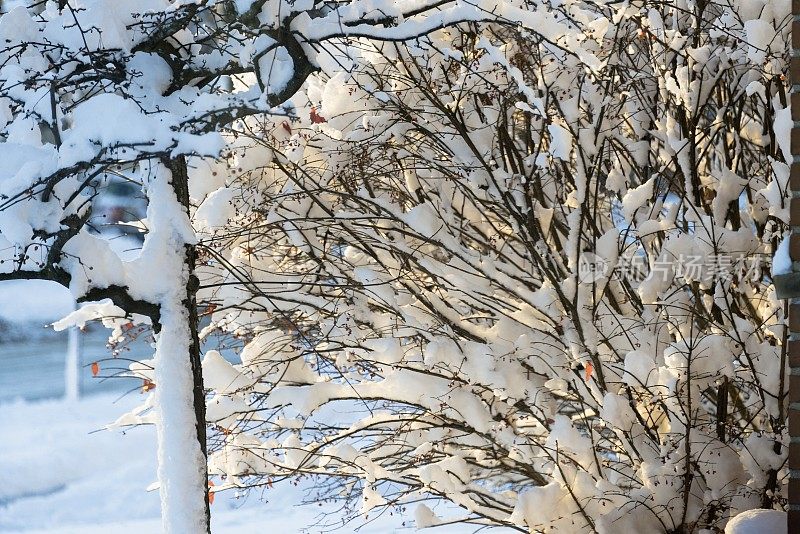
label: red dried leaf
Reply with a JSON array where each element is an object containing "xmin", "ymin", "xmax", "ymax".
[{"xmin": 310, "ymin": 107, "xmax": 327, "ymax": 124}]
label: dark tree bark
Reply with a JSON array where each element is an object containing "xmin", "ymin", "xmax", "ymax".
[{"xmin": 166, "ymin": 155, "xmax": 210, "ymax": 533}]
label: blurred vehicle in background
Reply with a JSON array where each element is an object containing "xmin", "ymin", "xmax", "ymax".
[{"xmin": 89, "ymin": 177, "xmax": 147, "ymax": 241}]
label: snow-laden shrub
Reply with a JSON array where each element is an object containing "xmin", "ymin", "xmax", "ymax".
[
  {"xmin": 0, "ymin": 0, "xmax": 789, "ymax": 531},
  {"xmin": 193, "ymin": 1, "xmax": 792, "ymax": 532}
]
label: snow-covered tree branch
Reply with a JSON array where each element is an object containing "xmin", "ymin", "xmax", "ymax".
[
  {"xmin": 0, "ymin": 0, "xmax": 567, "ymax": 532},
  {"xmin": 0, "ymin": 0, "xmax": 791, "ymax": 532},
  {"xmin": 189, "ymin": 1, "xmax": 792, "ymax": 532}
]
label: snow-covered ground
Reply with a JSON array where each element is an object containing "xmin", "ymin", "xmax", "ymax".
[
  {"xmin": 0, "ymin": 393, "xmax": 425, "ymax": 533},
  {"xmin": 0, "ymin": 280, "xmax": 477, "ymax": 533},
  {"xmin": 0, "ymin": 280, "xmax": 149, "ymax": 402}
]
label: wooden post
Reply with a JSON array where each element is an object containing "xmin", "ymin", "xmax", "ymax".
[
  {"xmin": 789, "ymin": 3, "xmax": 800, "ymax": 530},
  {"xmin": 64, "ymin": 299, "xmax": 81, "ymax": 402}
]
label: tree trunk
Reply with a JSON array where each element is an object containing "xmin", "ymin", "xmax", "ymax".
[
  {"xmin": 64, "ymin": 299, "xmax": 81, "ymax": 402},
  {"xmin": 173, "ymin": 156, "xmax": 212, "ymax": 533},
  {"xmin": 150, "ymin": 157, "xmax": 210, "ymax": 533}
]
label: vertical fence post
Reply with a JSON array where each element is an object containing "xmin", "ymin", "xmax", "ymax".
[
  {"xmin": 789, "ymin": 3, "xmax": 800, "ymax": 529},
  {"xmin": 64, "ymin": 300, "xmax": 80, "ymax": 402}
]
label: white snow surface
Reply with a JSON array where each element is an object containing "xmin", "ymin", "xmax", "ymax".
[
  {"xmin": 724, "ymin": 509, "xmax": 786, "ymax": 534},
  {"xmin": 773, "ymin": 233, "xmax": 792, "ymax": 276},
  {"xmin": 0, "ymin": 393, "xmax": 467, "ymax": 533},
  {"xmin": 139, "ymin": 165, "xmax": 207, "ymax": 534},
  {"xmin": 0, "ymin": 234, "xmax": 144, "ymax": 324},
  {"xmin": 0, "ymin": 280, "xmax": 73, "ymax": 323}
]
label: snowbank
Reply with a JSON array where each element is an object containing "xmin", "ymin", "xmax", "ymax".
[
  {"xmin": 0, "ymin": 280, "xmax": 73, "ymax": 324},
  {"xmin": 0, "ymin": 393, "xmax": 481, "ymax": 533},
  {"xmin": 725, "ymin": 509, "xmax": 786, "ymax": 534}
]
